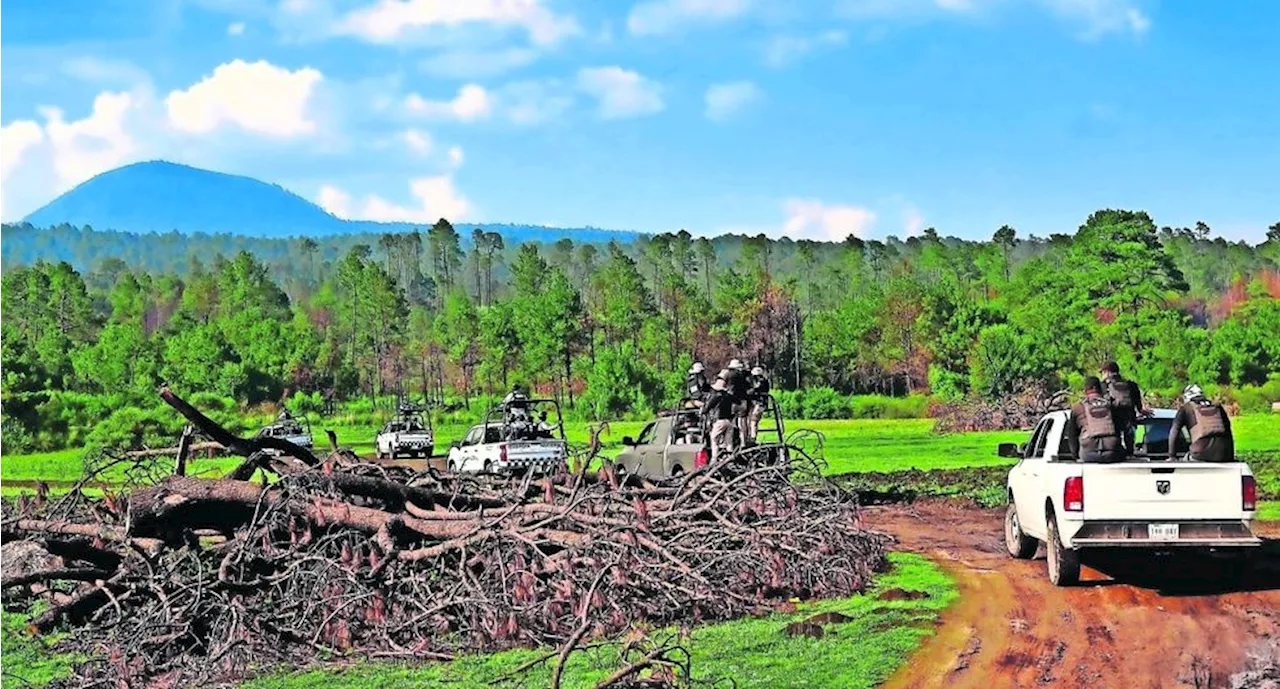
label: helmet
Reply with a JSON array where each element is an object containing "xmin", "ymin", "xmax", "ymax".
[
  {"xmin": 690, "ymin": 362, "xmax": 705, "ymax": 374},
  {"xmin": 728, "ymin": 359, "xmax": 745, "ymax": 370},
  {"xmin": 1183, "ymin": 384, "xmax": 1204, "ymax": 403},
  {"xmin": 711, "ymin": 378, "xmax": 727, "ymax": 391},
  {"xmin": 751, "ymin": 366, "xmax": 764, "ymax": 376}
]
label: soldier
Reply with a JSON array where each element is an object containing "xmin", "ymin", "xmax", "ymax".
[
  {"xmin": 1064, "ymin": 376, "xmax": 1124, "ymax": 464},
  {"xmin": 746, "ymin": 366, "xmax": 771, "ymax": 443},
  {"xmin": 725, "ymin": 359, "xmax": 750, "ymax": 442},
  {"xmin": 703, "ymin": 378, "xmax": 737, "ymax": 461},
  {"xmin": 1169, "ymin": 384, "xmax": 1234, "ymax": 463},
  {"xmin": 1100, "ymin": 361, "xmax": 1143, "ymax": 456},
  {"xmin": 686, "ymin": 362, "xmax": 710, "ymax": 404}
]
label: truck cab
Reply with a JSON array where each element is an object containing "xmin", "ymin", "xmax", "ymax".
[
  {"xmin": 615, "ymin": 395, "xmax": 787, "ymax": 479},
  {"xmin": 615, "ymin": 409, "xmax": 708, "ymax": 479},
  {"xmin": 1003, "ymin": 409, "xmax": 1259, "ymax": 586}
]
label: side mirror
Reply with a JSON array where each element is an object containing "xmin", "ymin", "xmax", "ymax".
[
  {"xmin": 621, "ymin": 436, "xmax": 635, "ymax": 446},
  {"xmin": 997, "ymin": 443, "xmax": 1021, "ymax": 458}
]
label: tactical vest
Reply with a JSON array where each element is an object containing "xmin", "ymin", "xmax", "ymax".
[
  {"xmin": 1079, "ymin": 397, "xmax": 1117, "ymax": 443},
  {"xmin": 1189, "ymin": 400, "xmax": 1227, "ymax": 443},
  {"xmin": 1107, "ymin": 378, "xmax": 1136, "ymax": 411}
]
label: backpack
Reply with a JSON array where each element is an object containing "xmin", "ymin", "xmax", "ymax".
[
  {"xmin": 1107, "ymin": 378, "xmax": 1136, "ymax": 411},
  {"xmin": 1188, "ymin": 400, "xmax": 1227, "ymax": 443},
  {"xmin": 1080, "ymin": 397, "xmax": 1118, "ymax": 442}
]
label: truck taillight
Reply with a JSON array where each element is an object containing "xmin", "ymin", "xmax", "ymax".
[
  {"xmin": 1243, "ymin": 476, "xmax": 1257, "ymax": 511},
  {"xmin": 694, "ymin": 447, "xmax": 709, "ymax": 469},
  {"xmin": 1064, "ymin": 476, "xmax": 1084, "ymax": 512},
  {"xmin": 500, "ymin": 444, "xmax": 508, "ymax": 464}
]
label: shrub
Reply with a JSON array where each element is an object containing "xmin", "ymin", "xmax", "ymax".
[{"xmin": 1, "ymin": 418, "xmax": 35, "ymax": 454}]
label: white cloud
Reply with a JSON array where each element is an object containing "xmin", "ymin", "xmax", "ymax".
[
  {"xmin": 402, "ymin": 128, "xmax": 433, "ymax": 154},
  {"xmin": 497, "ymin": 79, "xmax": 575, "ymax": 125},
  {"xmin": 318, "ymin": 184, "xmax": 353, "ymax": 218},
  {"xmin": 448, "ymin": 146, "xmax": 464, "ymax": 166},
  {"xmin": 419, "ymin": 47, "xmax": 538, "ymax": 79},
  {"xmin": 627, "ymin": 0, "xmax": 748, "ymax": 35},
  {"xmin": 903, "ymin": 206, "xmax": 925, "ymax": 237},
  {"xmin": 1041, "ymin": 0, "xmax": 1150, "ymax": 37},
  {"xmin": 835, "ymin": 0, "xmax": 1151, "ymax": 38},
  {"xmin": 41, "ymin": 92, "xmax": 140, "ymax": 191},
  {"xmin": 338, "ymin": 0, "xmax": 580, "ymax": 46},
  {"xmin": 1, "ymin": 120, "xmax": 47, "ymax": 218},
  {"xmin": 165, "ymin": 59, "xmax": 323, "ymax": 137},
  {"xmin": 704, "ymin": 81, "xmax": 761, "ymax": 121},
  {"xmin": 782, "ymin": 199, "xmax": 877, "ymax": 241},
  {"xmin": 1, "ymin": 121, "xmax": 45, "ymax": 180},
  {"xmin": 576, "ymin": 66, "xmax": 664, "ymax": 119},
  {"xmin": 404, "ymin": 84, "xmax": 493, "ymax": 121},
  {"xmin": 359, "ymin": 176, "xmax": 473, "ymax": 222},
  {"xmin": 764, "ymin": 30, "xmax": 848, "ymax": 67},
  {"xmin": 227, "ymin": 21, "xmax": 246, "ymax": 35}
]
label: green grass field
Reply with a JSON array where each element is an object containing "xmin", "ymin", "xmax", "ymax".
[{"xmin": 3, "ymin": 415, "xmax": 1277, "ymax": 515}]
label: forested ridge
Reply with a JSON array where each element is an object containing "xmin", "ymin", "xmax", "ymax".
[{"xmin": 3, "ymin": 211, "xmax": 1279, "ymax": 453}]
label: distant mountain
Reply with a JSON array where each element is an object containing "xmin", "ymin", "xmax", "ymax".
[{"xmin": 22, "ymin": 160, "xmax": 639, "ymax": 244}]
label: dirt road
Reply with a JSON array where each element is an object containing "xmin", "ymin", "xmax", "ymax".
[{"xmin": 865, "ymin": 501, "xmax": 1280, "ymax": 689}]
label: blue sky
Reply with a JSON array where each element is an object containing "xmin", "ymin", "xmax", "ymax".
[{"xmin": 2, "ymin": 0, "xmax": 1277, "ymax": 241}]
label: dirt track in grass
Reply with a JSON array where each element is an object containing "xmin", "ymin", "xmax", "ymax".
[{"xmin": 864, "ymin": 501, "xmax": 1280, "ymax": 689}]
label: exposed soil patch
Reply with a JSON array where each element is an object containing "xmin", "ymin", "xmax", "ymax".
[{"xmin": 865, "ymin": 500, "xmax": 1280, "ymax": 689}]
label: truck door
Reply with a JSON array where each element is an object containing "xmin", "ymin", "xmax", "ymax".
[
  {"xmin": 1013, "ymin": 417, "xmax": 1053, "ymax": 539},
  {"xmin": 648, "ymin": 418, "xmax": 674, "ymax": 475},
  {"xmin": 631, "ymin": 421, "xmax": 660, "ymax": 476}
]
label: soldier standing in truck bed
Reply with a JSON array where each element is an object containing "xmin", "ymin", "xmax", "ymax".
[
  {"xmin": 1064, "ymin": 376, "xmax": 1124, "ymax": 464},
  {"xmin": 1169, "ymin": 384, "xmax": 1235, "ymax": 463}
]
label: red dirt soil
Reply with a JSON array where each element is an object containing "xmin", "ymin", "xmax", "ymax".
[{"xmin": 864, "ymin": 501, "xmax": 1280, "ymax": 689}]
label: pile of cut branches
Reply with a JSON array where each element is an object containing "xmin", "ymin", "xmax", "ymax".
[
  {"xmin": 930, "ymin": 382, "xmax": 1068, "ymax": 433},
  {"xmin": 1, "ymin": 390, "xmax": 888, "ymax": 688}
]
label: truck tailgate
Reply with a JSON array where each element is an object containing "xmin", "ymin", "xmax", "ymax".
[
  {"xmin": 1081, "ymin": 463, "xmax": 1246, "ymax": 521},
  {"xmin": 506, "ymin": 441, "xmax": 567, "ymax": 465}
]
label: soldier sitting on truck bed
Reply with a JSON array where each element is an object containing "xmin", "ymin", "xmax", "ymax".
[
  {"xmin": 1169, "ymin": 384, "xmax": 1235, "ymax": 463},
  {"xmin": 1064, "ymin": 376, "xmax": 1125, "ymax": 464}
]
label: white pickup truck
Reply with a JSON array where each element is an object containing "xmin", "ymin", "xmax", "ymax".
[
  {"xmin": 375, "ymin": 411, "xmax": 434, "ymax": 459},
  {"xmin": 1003, "ymin": 409, "xmax": 1260, "ymax": 586},
  {"xmin": 446, "ymin": 398, "xmax": 568, "ymax": 475}
]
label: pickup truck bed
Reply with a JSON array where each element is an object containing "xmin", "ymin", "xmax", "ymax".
[{"xmin": 1004, "ymin": 409, "xmax": 1258, "ymax": 585}]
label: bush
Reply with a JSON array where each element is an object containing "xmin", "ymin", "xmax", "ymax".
[
  {"xmin": 770, "ymin": 388, "xmax": 929, "ymax": 420},
  {"xmin": 1, "ymin": 418, "xmax": 35, "ymax": 454},
  {"xmin": 285, "ymin": 390, "xmax": 326, "ymax": 417}
]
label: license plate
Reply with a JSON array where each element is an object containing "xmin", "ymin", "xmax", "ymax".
[{"xmin": 1148, "ymin": 523, "xmax": 1179, "ymax": 541}]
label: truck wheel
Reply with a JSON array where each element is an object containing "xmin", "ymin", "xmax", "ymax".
[
  {"xmin": 447, "ymin": 460, "xmax": 457, "ymax": 472},
  {"xmin": 425, "ymin": 445, "xmax": 434, "ymax": 459},
  {"xmin": 375, "ymin": 448, "xmax": 384, "ymax": 460},
  {"xmin": 483, "ymin": 460, "xmax": 493, "ymax": 473},
  {"xmin": 1046, "ymin": 515, "xmax": 1080, "ymax": 586},
  {"xmin": 1005, "ymin": 503, "xmax": 1038, "ymax": 560}
]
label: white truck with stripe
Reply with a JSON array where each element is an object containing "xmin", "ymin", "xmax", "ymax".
[{"xmin": 446, "ymin": 398, "xmax": 567, "ymax": 475}]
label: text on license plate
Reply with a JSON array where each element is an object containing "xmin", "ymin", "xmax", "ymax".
[{"xmin": 1148, "ymin": 523, "xmax": 1180, "ymax": 540}]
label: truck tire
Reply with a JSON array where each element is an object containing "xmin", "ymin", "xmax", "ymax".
[
  {"xmin": 1046, "ymin": 515, "xmax": 1080, "ymax": 586},
  {"xmin": 425, "ymin": 445, "xmax": 434, "ymax": 459},
  {"xmin": 447, "ymin": 460, "xmax": 457, "ymax": 472},
  {"xmin": 483, "ymin": 460, "xmax": 493, "ymax": 473},
  {"xmin": 1005, "ymin": 503, "xmax": 1038, "ymax": 559}
]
